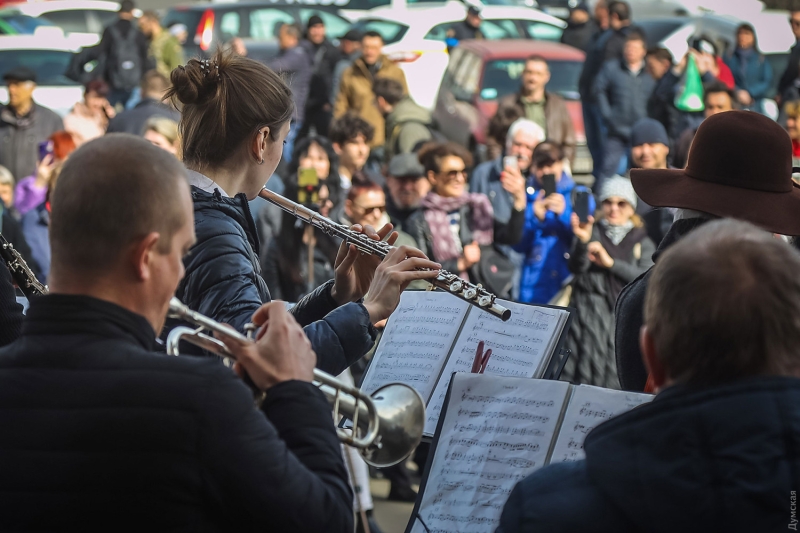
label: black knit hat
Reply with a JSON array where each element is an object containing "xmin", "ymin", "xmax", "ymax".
[{"xmin": 307, "ymin": 15, "xmax": 324, "ymax": 28}]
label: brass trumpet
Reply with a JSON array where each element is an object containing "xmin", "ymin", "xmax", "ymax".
[{"xmin": 166, "ymin": 298, "xmax": 425, "ymax": 468}]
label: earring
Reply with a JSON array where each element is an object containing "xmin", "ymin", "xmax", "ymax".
[{"xmin": 258, "ymin": 158, "xmax": 264, "ymax": 165}]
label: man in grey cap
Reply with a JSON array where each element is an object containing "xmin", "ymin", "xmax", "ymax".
[
  {"xmin": 446, "ymin": 4, "xmax": 483, "ymax": 48},
  {"xmin": 0, "ymin": 67, "xmax": 63, "ymax": 184},
  {"xmin": 384, "ymin": 153, "xmax": 430, "ymax": 231}
]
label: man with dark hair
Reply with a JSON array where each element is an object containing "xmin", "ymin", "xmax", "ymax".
[
  {"xmin": 373, "ymin": 77, "xmax": 432, "ymax": 162},
  {"xmin": 0, "ymin": 134, "xmax": 359, "ymax": 530},
  {"xmin": 268, "ymin": 23, "xmax": 312, "ymax": 162},
  {"xmin": 616, "ymin": 110, "xmax": 800, "ymax": 392},
  {"xmin": 778, "ymin": 10, "xmax": 800, "ymax": 105},
  {"xmin": 593, "ymin": 31, "xmax": 655, "ymax": 188},
  {"xmin": 499, "ymin": 218, "xmax": 800, "ymax": 532},
  {"xmin": 672, "ymin": 82, "xmax": 734, "ymax": 169},
  {"xmin": 0, "ymin": 67, "xmax": 63, "ymax": 183},
  {"xmin": 106, "ymin": 70, "xmax": 179, "ymax": 135},
  {"xmin": 334, "ymin": 31, "xmax": 408, "ymax": 150},
  {"xmin": 560, "ymin": 2, "xmax": 598, "ymax": 52},
  {"xmin": 329, "ymin": 113, "xmax": 383, "ymax": 187},
  {"xmin": 513, "ymin": 139, "xmax": 576, "ymax": 303},
  {"xmin": 446, "ymin": 4, "xmax": 483, "ymax": 45},
  {"xmin": 299, "ymin": 15, "xmax": 341, "ymax": 137},
  {"xmin": 330, "ymin": 29, "xmax": 361, "ymax": 105},
  {"xmin": 494, "ymin": 55, "xmax": 576, "ymax": 164},
  {"xmin": 97, "ymin": 0, "xmax": 151, "ymax": 108},
  {"xmin": 138, "ymin": 10, "xmax": 184, "ymax": 79}
]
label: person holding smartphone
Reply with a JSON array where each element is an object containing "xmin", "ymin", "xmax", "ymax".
[
  {"xmin": 564, "ymin": 175, "xmax": 654, "ymax": 388},
  {"xmin": 513, "ymin": 141, "xmax": 576, "ymax": 304},
  {"xmin": 64, "ymin": 80, "xmax": 116, "ymax": 146}
]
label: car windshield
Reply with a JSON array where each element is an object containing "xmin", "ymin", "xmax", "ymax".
[
  {"xmin": 349, "ymin": 19, "xmax": 408, "ymax": 45},
  {"xmin": 0, "ymin": 50, "xmax": 76, "ymax": 86},
  {"xmin": 635, "ymin": 19, "xmax": 687, "ymax": 48},
  {"xmin": 479, "ymin": 58, "xmax": 582, "ymax": 101}
]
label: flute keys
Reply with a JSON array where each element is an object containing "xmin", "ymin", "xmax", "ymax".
[
  {"xmin": 478, "ymin": 295, "xmax": 492, "ymax": 307},
  {"xmin": 449, "ymin": 280, "xmax": 463, "ymax": 292},
  {"xmin": 462, "ymin": 287, "xmax": 477, "ymax": 300}
]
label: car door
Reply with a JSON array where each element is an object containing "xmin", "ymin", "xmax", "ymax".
[
  {"xmin": 41, "ymin": 9, "xmax": 98, "ymax": 48},
  {"xmin": 438, "ymin": 49, "xmax": 483, "ymax": 148}
]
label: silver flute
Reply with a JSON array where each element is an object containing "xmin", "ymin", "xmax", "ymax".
[{"xmin": 259, "ymin": 188, "xmax": 511, "ymax": 321}]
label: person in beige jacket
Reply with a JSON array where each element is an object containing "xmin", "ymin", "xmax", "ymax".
[{"xmin": 334, "ymin": 31, "xmax": 408, "ymax": 149}]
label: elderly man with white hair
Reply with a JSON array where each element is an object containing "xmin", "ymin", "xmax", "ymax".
[{"xmin": 470, "ymin": 118, "xmax": 545, "ymax": 299}]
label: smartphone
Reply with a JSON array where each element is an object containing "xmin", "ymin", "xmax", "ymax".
[
  {"xmin": 297, "ymin": 167, "xmax": 319, "ymax": 206},
  {"xmin": 503, "ymin": 156, "xmax": 518, "ymax": 171},
  {"xmin": 574, "ymin": 190, "xmax": 591, "ymax": 223},
  {"xmin": 38, "ymin": 140, "xmax": 53, "ymax": 162},
  {"xmin": 542, "ymin": 174, "xmax": 557, "ymax": 197}
]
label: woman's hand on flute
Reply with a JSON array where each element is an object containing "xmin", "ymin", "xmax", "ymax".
[{"xmin": 330, "ymin": 222, "xmax": 398, "ymax": 305}]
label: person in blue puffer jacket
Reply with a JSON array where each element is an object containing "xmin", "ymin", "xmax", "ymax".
[
  {"xmin": 161, "ymin": 50, "xmax": 440, "ymax": 376},
  {"xmin": 514, "ymin": 141, "xmax": 575, "ymax": 304},
  {"xmin": 723, "ymin": 23, "xmax": 773, "ymax": 115}
]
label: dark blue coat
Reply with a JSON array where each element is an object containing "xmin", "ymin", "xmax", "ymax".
[
  {"xmin": 497, "ymin": 376, "xmax": 800, "ymax": 533},
  {"xmin": 164, "ymin": 186, "xmax": 376, "ymax": 376},
  {"xmin": 593, "ymin": 59, "xmax": 656, "ymax": 141},
  {"xmin": 724, "ymin": 48, "xmax": 774, "ymax": 101},
  {"xmin": 0, "ymin": 294, "xmax": 353, "ymax": 531}
]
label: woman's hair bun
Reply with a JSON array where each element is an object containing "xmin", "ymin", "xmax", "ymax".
[{"xmin": 169, "ymin": 56, "xmax": 222, "ymax": 106}]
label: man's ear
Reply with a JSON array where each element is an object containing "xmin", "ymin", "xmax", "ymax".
[
  {"xmin": 332, "ymin": 142, "xmax": 342, "ymax": 156},
  {"xmin": 640, "ymin": 325, "xmax": 667, "ymax": 391},
  {"xmin": 132, "ymin": 232, "xmax": 161, "ymax": 282}
]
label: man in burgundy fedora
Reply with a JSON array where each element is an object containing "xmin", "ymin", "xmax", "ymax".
[{"xmin": 614, "ymin": 110, "xmax": 800, "ymax": 392}]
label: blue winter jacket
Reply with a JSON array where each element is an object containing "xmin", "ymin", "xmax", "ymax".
[
  {"xmin": 497, "ymin": 376, "xmax": 800, "ymax": 533},
  {"xmin": 513, "ymin": 172, "xmax": 575, "ymax": 304},
  {"xmin": 162, "ymin": 186, "xmax": 377, "ymax": 376},
  {"xmin": 724, "ymin": 47, "xmax": 774, "ymax": 101}
]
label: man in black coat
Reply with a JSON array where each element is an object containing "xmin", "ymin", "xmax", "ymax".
[
  {"xmin": 446, "ymin": 4, "xmax": 483, "ymax": 47},
  {"xmin": 0, "ymin": 134, "xmax": 356, "ymax": 531},
  {"xmin": 777, "ymin": 9, "xmax": 800, "ymax": 106},
  {"xmin": 299, "ymin": 15, "xmax": 342, "ymax": 138},
  {"xmin": 498, "ymin": 218, "xmax": 800, "ymax": 532},
  {"xmin": 106, "ymin": 70, "xmax": 178, "ymax": 135},
  {"xmin": 560, "ymin": 3, "xmax": 599, "ymax": 53},
  {"xmin": 615, "ymin": 110, "xmax": 800, "ymax": 392}
]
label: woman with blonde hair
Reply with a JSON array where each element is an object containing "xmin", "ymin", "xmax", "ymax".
[{"xmin": 144, "ymin": 117, "xmax": 180, "ymax": 157}]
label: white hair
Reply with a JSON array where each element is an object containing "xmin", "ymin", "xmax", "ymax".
[{"xmin": 505, "ymin": 118, "xmax": 545, "ymax": 153}]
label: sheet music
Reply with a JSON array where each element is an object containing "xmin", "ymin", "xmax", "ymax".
[
  {"xmin": 423, "ymin": 301, "xmax": 569, "ymax": 435},
  {"xmin": 360, "ymin": 291, "xmax": 470, "ymax": 401},
  {"xmin": 549, "ymin": 385, "xmax": 653, "ymax": 464},
  {"xmin": 411, "ymin": 374, "xmax": 570, "ymax": 533}
]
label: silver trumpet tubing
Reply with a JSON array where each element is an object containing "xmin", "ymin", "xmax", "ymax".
[
  {"xmin": 259, "ymin": 188, "xmax": 512, "ymax": 321},
  {"xmin": 166, "ymin": 298, "xmax": 426, "ymax": 467}
]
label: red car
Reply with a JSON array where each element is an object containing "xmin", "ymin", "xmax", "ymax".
[{"xmin": 433, "ymin": 39, "xmax": 592, "ymax": 175}]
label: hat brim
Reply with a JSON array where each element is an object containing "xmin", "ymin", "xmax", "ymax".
[{"xmin": 630, "ymin": 168, "xmax": 800, "ymax": 236}]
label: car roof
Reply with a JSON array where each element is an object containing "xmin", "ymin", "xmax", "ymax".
[
  {"xmin": 364, "ymin": 2, "xmax": 564, "ymax": 27},
  {"xmin": 0, "ymin": 34, "xmax": 79, "ymax": 51},
  {"xmin": 168, "ymin": 1, "xmax": 343, "ymax": 12},
  {"xmin": 8, "ymin": 0, "xmax": 122, "ymax": 15},
  {"xmin": 457, "ymin": 39, "xmax": 584, "ymax": 60}
]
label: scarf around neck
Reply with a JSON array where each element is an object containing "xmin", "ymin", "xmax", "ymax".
[
  {"xmin": 421, "ymin": 192, "xmax": 494, "ymax": 267},
  {"xmin": 600, "ymin": 218, "xmax": 634, "ymax": 245}
]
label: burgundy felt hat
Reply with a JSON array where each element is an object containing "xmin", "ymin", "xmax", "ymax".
[{"xmin": 630, "ymin": 110, "xmax": 800, "ymax": 236}]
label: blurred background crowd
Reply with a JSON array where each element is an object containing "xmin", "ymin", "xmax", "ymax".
[{"xmin": 0, "ymin": 0, "xmax": 798, "ymax": 529}]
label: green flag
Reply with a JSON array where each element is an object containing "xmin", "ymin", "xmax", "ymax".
[{"xmin": 674, "ymin": 54, "xmax": 705, "ymax": 113}]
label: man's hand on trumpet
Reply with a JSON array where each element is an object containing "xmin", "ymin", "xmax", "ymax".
[
  {"xmin": 362, "ymin": 245, "xmax": 441, "ymax": 324},
  {"xmin": 217, "ymin": 302, "xmax": 317, "ymax": 391},
  {"xmin": 330, "ymin": 222, "xmax": 398, "ymax": 305}
]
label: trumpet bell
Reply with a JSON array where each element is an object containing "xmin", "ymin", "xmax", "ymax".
[{"xmin": 362, "ymin": 383, "xmax": 425, "ymax": 468}]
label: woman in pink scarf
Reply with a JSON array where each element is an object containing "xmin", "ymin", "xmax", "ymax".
[{"xmin": 404, "ymin": 142, "xmax": 525, "ymax": 281}]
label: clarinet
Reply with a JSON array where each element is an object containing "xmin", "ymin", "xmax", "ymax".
[
  {"xmin": 0, "ymin": 232, "xmax": 48, "ymax": 297},
  {"xmin": 259, "ymin": 188, "xmax": 511, "ymax": 321}
]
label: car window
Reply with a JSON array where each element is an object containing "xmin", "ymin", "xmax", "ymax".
[
  {"xmin": 298, "ymin": 9, "xmax": 349, "ymax": 40},
  {"xmin": 479, "ymin": 58, "xmax": 582, "ymax": 101},
  {"xmin": 248, "ymin": 8, "xmax": 294, "ymax": 41},
  {"xmin": 349, "ymin": 19, "xmax": 408, "ymax": 45},
  {"xmin": 481, "ymin": 19, "xmax": 520, "ymax": 40},
  {"xmin": 0, "ymin": 13, "xmax": 54, "ymax": 34},
  {"xmin": 519, "ymin": 21, "xmax": 563, "ymax": 41},
  {"xmin": 0, "ymin": 50, "xmax": 75, "ymax": 86},
  {"xmin": 163, "ymin": 9, "xmax": 202, "ymax": 35},
  {"xmin": 87, "ymin": 9, "xmax": 117, "ymax": 33},
  {"xmin": 40, "ymin": 10, "xmax": 88, "ymax": 33},
  {"xmin": 424, "ymin": 22, "xmax": 450, "ymax": 41},
  {"xmin": 220, "ymin": 11, "xmax": 241, "ymax": 40}
]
